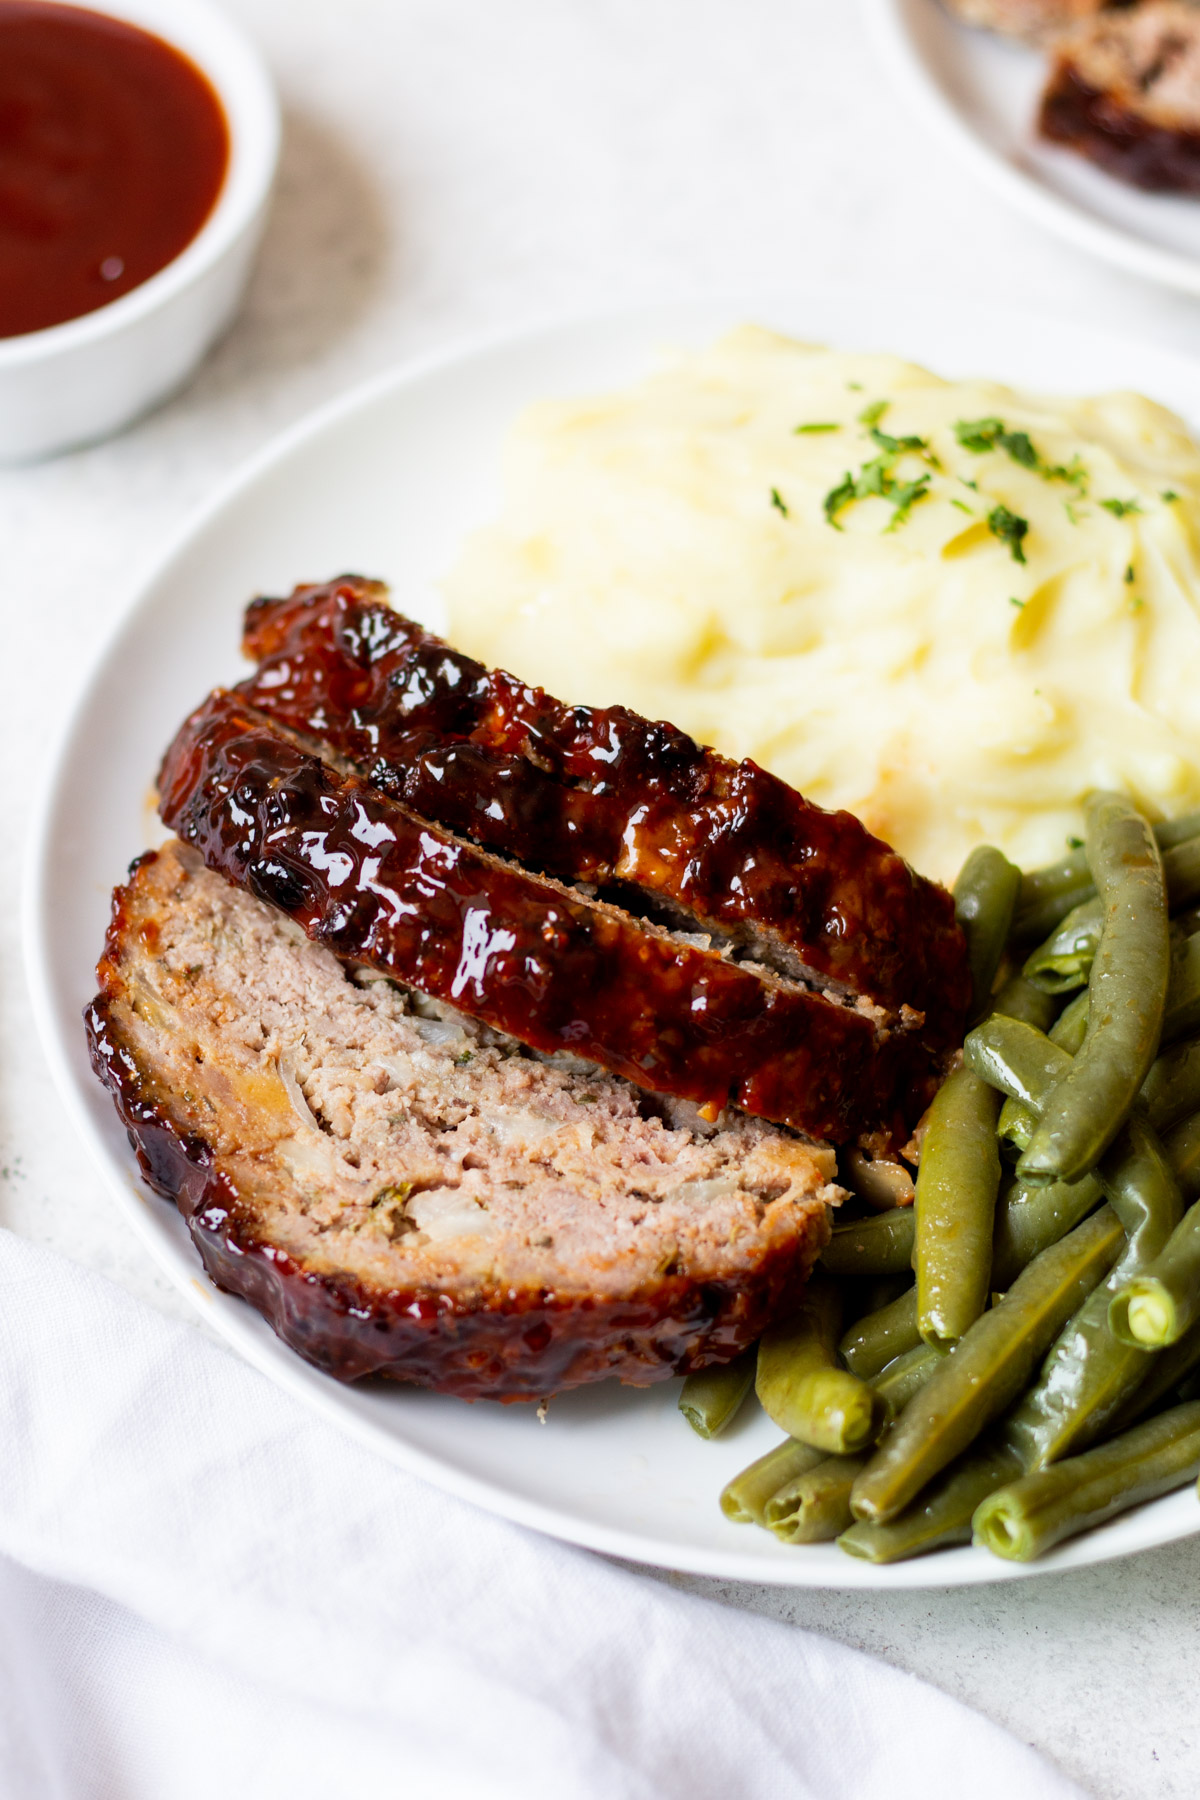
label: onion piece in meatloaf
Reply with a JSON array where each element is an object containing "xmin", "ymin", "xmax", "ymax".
[{"xmin": 87, "ymin": 841, "xmax": 839, "ymax": 1400}]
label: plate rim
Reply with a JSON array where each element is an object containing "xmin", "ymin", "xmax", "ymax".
[
  {"xmin": 864, "ymin": 0, "xmax": 1200, "ymax": 298},
  {"xmin": 25, "ymin": 291, "xmax": 1200, "ymax": 1590}
]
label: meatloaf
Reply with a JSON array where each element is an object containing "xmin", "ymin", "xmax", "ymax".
[
  {"xmin": 939, "ymin": 0, "xmax": 1107, "ymax": 39},
  {"xmin": 157, "ymin": 688, "xmax": 935, "ymax": 1147},
  {"xmin": 1040, "ymin": 4, "xmax": 1200, "ymax": 191},
  {"xmin": 235, "ymin": 576, "xmax": 969, "ymax": 1057},
  {"xmin": 87, "ymin": 840, "xmax": 837, "ymax": 1397}
]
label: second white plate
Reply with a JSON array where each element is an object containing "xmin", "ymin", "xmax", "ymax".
[
  {"xmin": 26, "ymin": 288, "xmax": 1200, "ymax": 1588},
  {"xmin": 869, "ymin": 0, "xmax": 1200, "ymax": 296}
]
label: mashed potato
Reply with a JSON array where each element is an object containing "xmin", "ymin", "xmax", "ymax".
[{"xmin": 443, "ymin": 326, "xmax": 1200, "ymax": 883}]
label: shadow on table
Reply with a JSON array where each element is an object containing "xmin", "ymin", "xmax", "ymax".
[{"xmin": 201, "ymin": 104, "xmax": 393, "ymax": 393}]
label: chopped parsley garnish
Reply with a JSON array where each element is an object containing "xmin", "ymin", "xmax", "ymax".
[
  {"xmin": 987, "ymin": 504, "xmax": 1029, "ymax": 564},
  {"xmin": 954, "ymin": 417, "xmax": 1087, "ymax": 491},
  {"xmin": 955, "ymin": 417, "xmax": 1006, "ymax": 455},
  {"xmin": 1067, "ymin": 835, "xmax": 1084, "ymax": 850},
  {"xmin": 869, "ymin": 425, "xmax": 939, "ymax": 468},
  {"xmin": 770, "ymin": 486, "xmax": 790, "ymax": 518},
  {"xmin": 1100, "ymin": 497, "xmax": 1143, "ymax": 518},
  {"xmin": 1125, "ymin": 564, "xmax": 1135, "ymax": 585},
  {"xmin": 858, "ymin": 399, "xmax": 890, "ymax": 427},
  {"xmin": 795, "ymin": 421, "xmax": 840, "ymax": 434},
  {"xmin": 823, "ymin": 472, "xmax": 857, "ymax": 528},
  {"xmin": 1009, "ymin": 596, "xmax": 1025, "ymax": 609},
  {"xmin": 846, "ymin": 380, "xmax": 863, "ymax": 391},
  {"xmin": 823, "ymin": 453, "xmax": 932, "ymax": 533},
  {"xmin": 1131, "ymin": 596, "xmax": 1146, "ymax": 612},
  {"xmin": 950, "ymin": 498, "xmax": 974, "ymax": 515},
  {"xmin": 885, "ymin": 474, "xmax": 932, "ymax": 531},
  {"xmin": 1163, "ymin": 489, "xmax": 1180, "ymax": 503}
]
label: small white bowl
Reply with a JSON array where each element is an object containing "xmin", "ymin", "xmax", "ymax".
[{"xmin": 0, "ymin": 0, "xmax": 280, "ymax": 463}]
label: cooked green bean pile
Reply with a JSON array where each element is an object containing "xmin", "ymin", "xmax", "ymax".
[{"xmin": 683, "ymin": 794, "xmax": 1200, "ymax": 1564}]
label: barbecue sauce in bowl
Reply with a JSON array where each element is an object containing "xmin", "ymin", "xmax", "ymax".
[{"xmin": 0, "ymin": 2, "xmax": 230, "ymax": 339}]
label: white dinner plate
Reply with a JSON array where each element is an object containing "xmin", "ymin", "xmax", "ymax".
[
  {"xmin": 26, "ymin": 290, "xmax": 1200, "ymax": 1588},
  {"xmin": 868, "ymin": 0, "xmax": 1200, "ymax": 296}
]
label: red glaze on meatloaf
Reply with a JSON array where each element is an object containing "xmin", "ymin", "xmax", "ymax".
[
  {"xmin": 157, "ymin": 688, "xmax": 939, "ymax": 1146},
  {"xmin": 236, "ymin": 576, "xmax": 969, "ymax": 1056}
]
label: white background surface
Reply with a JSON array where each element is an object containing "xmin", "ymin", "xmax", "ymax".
[{"xmin": 5, "ymin": 1, "xmax": 1200, "ymax": 1793}]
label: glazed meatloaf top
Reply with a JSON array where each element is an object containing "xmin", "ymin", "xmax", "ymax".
[
  {"xmin": 157, "ymin": 688, "xmax": 935, "ymax": 1148},
  {"xmin": 87, "ymin": 840, "xmax": 837, "ymax": 1397},
  {"xmin": 235, "ymin": 576, "xmax": 969, "ymax": 1055}
]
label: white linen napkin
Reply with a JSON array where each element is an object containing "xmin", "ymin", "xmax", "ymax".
[{"xmin": 0, "ymin": 1230, "xmax": 1087, "ymax": 1800}]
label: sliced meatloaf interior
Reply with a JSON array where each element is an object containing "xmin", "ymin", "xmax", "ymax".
[
  {"xmin": 1040, "ymin": 4, "xmax": 1200, "ymax": 191},
  {"xmin": 87, "ymin": 840, "xmax": 838, "ymax": 1399}
]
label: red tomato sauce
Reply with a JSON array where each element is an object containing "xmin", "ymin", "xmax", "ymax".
[{"xmin": 0, "ymin": 2, "xmax": 230, "ymax": 339}]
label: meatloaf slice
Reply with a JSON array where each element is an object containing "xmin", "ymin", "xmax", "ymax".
[
  {"xmin": 236, "ymin": 577, "xmax": 969, "ymax": 1055},
  {"xmin": 87, "ymin": 840, "xmax": 837, "ymax": 1397},
  {"xmin": 1040, "ymin": 4, "xmax": 1200, "ymax": 191},
  {"xmin": 158, "ymin": 690, "xmax": 928, "ymax": 1146},
  {"xmin": 939, "ymin": 0, "xmax": 1106, "ymax": 38}
]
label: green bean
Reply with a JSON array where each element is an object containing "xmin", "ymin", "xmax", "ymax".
[
  {"xmin": 1156, "ymin": 810, "xmax": 1200, "ymax": 850},
  {"xmin": 873, "ymin": 1341, "xmax": 949, "ymax": 1416},
  {"xmin": 974, "ymin": 1401, "xmax": 1200, "ymax": 1562},
  {"xmin": 1022, "ymin": 896, "xmax": 1104, "ymax": 996},
  {"xmin": 1050, "ymin": 990, "xmax": 1091, "ymax": 1056},
  {"xmin": 1110, "ymin": 1332, "xmax": 1200, "ymax": 1430},
  {"xmin": 847, "ymin": 1273, "xmax": 913, "ymax": 1322},
  {"xmin": 992, "ymin": 1173, "xmax": 1104, "ymax": 1289},
  {"xmin": 756, "ymin": 1274, "xmax": 880, "ymax": 1454},
  {"xmin": 1019, "ymin": 794, "xmax": 1170, "ymax": 1186},
  {"xmin": 720, "ymin": 1437, "xmax": 826, "ymax": 1525},
  {"xmin": 1013, "ymin": 816, "xmax": 1200, "ymax": 943},
  {"xmin": 965, "ymin": 1013, "xmax": 1073, "ymax": 1110},
  {"xmin": 967, "ymin": 1015, "xmax": 1181, "ymax": 1268},
  {"xmin": 954, "ymin": 845, "xmax": 1022, "ymax": 1021},
  {"xmin": 990, "ymin": 972, "xmax": 1059, "ymax": 1033},
  {"xmin": 765, "ymin": 1453, "xmax": 866, "ymax": 1543},
  {"xmin": 1110, "ymin": 1191, "xmax": 1200, "ymax": 1349},
  {"xmin": 1165, "ymin": 1110, "xmax": 1200, "ymax": 1202},
  {"xmin": 678, "ymin": 1350, "xmax": 756, "ymax": 1439},
  {"xmin": 1142, "ymin": 1037, "xmax": 1200, "ymax": 1134},
  {"xmin": 914, "ymin": 1066, "xmax": 1001, "ymax": 1348},
  {"xmin": 1003, "ymin": 1116, "xmax": 1182, "ymax": 1468},
  {"xmin": 821, "ymin": 1207, "xmax": 914, "ymax": 1278},
  {"xmin": 1110, "ymin": 1313, "xmax": 1200, "ymax": 1432},
  {"xmin": 1164, "ymin": 936, "xmax": 1200, "ymax": 1045},
  {"xmin": 839, "ymin": 1285, "xmax": 921, "ymax": 1379},
  {"xmin": 839, "ymin": 1438, "xmax": 1024, "ymax": 1563},
  {"xmin": 1165, "ymin": 836, "xmax": 1200, "ymax": 912},
  {"xmin": 1013, "ymin": 846, "xmax": 1093, "ymax": 944},
  {"xmin": 849, "ymin": 1207, "xmax": 1124, "ymax": 1524},
  {"xmin": 979, "ymin": 995, "xmax": 1084, "ymax": 1144},
  {"xmin": 997, "ymin": 1095, "xmax": 1037, "ymax": 1155}
]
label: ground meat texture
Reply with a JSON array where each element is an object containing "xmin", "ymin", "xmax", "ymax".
[
  {"xmin": 939, "ymin": 0, "xmax": 1106, "ymax": 37},
  {"xmin": 87, "ymin": 841, "xmax": 837, "ymax": 1397},
  {"xmin": 158, "ymin": 689, "xmax": 939, "ymax": 1146},
  {"xmin": 236, "ymin": 577, "xmax": 969, "ymax": 1058},
  {"xmin": 1040, "ymin": 4, "xmax": 1200, "ymax": 191}
]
